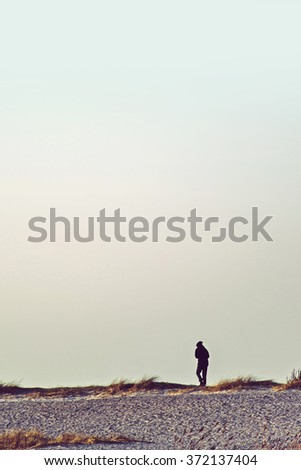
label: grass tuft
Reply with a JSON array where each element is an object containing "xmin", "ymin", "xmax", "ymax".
[
  {"xmin": 207, "ymin": 376, "xmax": 277, "ymax": 392},
  {"xmin": 100, "ymin": 376, "xmax": 160, "ymax": 395},
  {"xmin": 274, "ymin": 369, "xmax": 301, "ymax": 391},
  {"xmin": 0, "ymin": 429, "xmax": 139, "ymax": 450}
]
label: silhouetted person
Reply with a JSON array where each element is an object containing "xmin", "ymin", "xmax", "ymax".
[{"xmin": 195, "ymin": 341, "xmax": 209, "ymax": 386}]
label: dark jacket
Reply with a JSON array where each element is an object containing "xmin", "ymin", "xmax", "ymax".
[{"xmin": 195, "ymin": 345, "xmax": 209, "ymax": 365}]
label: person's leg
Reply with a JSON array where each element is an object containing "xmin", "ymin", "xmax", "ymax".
[
  {"xmin": 202, "ymin": 364, "xmax": 208, "ymax": 386},
  {"xmin": 196, "ymin": 362, "xmax": 202, "ymax": 384}
]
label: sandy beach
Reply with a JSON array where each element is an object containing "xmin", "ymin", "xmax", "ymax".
[{"xmin": 1, "ymin": 387, "xmax": 301, "ymax": 450}]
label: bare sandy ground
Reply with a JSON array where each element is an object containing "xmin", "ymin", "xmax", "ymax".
[{"xmin": 1, "ymin": 388, "xmax": 301, "ymax": 449}]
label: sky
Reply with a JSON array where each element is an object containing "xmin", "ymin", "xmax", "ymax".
[{"xmin": 0, "ymin": 1, "xmax": 300, "ymax": 387}]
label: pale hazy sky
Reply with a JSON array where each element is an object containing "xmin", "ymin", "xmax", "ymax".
[{"xmin": 1, "ymin": 1, "xmax": 300, "ymax": 387}]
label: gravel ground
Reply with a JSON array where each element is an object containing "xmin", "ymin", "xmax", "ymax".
[{"xmin": 1, "ymin": 389, "xmax": 301, "ymax": 449}]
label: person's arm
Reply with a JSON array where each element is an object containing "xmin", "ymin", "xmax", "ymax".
[{"xmin": 195, "ymin": 348, "xmax": 198, "ymax": 358}]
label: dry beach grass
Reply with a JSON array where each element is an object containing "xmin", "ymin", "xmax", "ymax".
[
  {"xmin": 3, "ymin": 372, "xmax": 300, "ymax": 399},
  {"xmin": 0, "ymin": 429, "xmax": 138, "ymax": 450},
  {"xmin": 0, "ymin": 376, "xmax": 190, "ymax": 399},
  {"xmin": 273, "ymin": 369, "xmax": 301, "ymax": 391}
]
